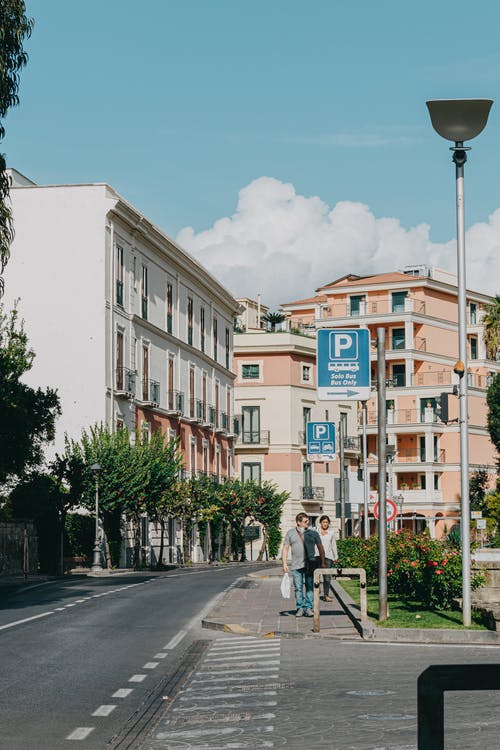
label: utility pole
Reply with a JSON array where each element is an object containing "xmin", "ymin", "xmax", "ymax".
[
  {"xmin": 362, "ymin": 400, "xmax": 369, "ymax": 538},
  {"xmin": 377, "ymin": 327, "xmax": 388, "ymax": 622},
  {"xmin": 339, "ymin": 416, "xmax": 345, "ymax": 539}
]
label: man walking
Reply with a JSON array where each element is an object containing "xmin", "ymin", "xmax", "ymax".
[{"xmin": 282, "ymin": 513, "xmax": 326, "ymax": 617}]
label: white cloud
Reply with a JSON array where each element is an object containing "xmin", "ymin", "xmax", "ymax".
[{"xmin": 177, "ymin": 176, "xmax": 500, "ymax": 308}]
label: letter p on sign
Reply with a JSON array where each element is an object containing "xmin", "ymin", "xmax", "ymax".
[
  {"xmin": 330, "ymin": 331, "xmax": 357, "ymax": 360},
  {"xmin": 313, "ymin": 424, "xmax": 328, "ymax": 439}
]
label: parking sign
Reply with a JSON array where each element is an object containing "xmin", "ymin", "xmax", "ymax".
[
  {"xmin": 306, "ymin": 422, "xmax": 336, "ymax": 461},
  {"xmin": 317, "ymin": 328, "xmax": 370, "ymax": 401}
]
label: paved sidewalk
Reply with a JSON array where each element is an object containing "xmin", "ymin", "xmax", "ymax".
[{"xmin": 202, "ymin": 564, "xmax": 360, "ymax": 639}]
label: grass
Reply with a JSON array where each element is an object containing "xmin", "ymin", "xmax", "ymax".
[{"xmin": 338, "ymin": 578, "xmax": 488, "ymax": 630}]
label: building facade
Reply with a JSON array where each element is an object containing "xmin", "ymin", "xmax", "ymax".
[
  {"xmin": 4, "ymin": 169, "xmax": 240, "ymax": 562},
  {"xmin": 234, "ymin": 326, "xmax": 361, "ymax": 549},
  {"xmin": 281, "ymin": 267, "xmax": 500, "ymax": 537}
]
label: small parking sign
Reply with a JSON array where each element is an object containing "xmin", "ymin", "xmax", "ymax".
[{"xmin": 306, "ymin": 422, "xmax": 336, "ymax": 461}]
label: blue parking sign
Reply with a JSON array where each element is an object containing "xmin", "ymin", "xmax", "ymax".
[
  {"xmin": 317, "ymin": 328, "xmax": 370, "ymax": 401},
  {"xmin": 306, "ymin": 422, "xmax": 336, "ymax": 461}
]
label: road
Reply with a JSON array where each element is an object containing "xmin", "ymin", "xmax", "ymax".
[
  {"xmin": 0, "ymin": 565, "xmax": 260, "ymax": 749},
  {"xmin": 2, "ymin": 567, "xmax": 499, "ymax": 750}
]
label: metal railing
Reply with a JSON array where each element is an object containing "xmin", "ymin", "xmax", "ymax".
[
  {"xmin": 321, "ymin": 298, "xmax": 426, "ymax": 318},
  {"xmin": 369, "ymin": 408, "xmax": 439, "ymax": 425},
  {"xmin": 115, "ymin": 367, "xmax": 136, "ymax": 394},
  {"xmin": 142, "ymin": 379, "xmax": 159, "ymax": 404},
  {"xmin": 301, "ymin": 486, "xmax": 325, "ymax": 500},
  {"xmin": 418, "ymin": 664, "xmax": 500, "ymax": 750},
  {"xmin": 167, "ymin": 389, "xmax": 184, "ymax": 413},
  {"xmin": 235, "ymin": 430, "xmax": 270, "ymax": 446},
  {"xmin": 313, "ymin": 567, "xmax": 367, "ymax": 633}
]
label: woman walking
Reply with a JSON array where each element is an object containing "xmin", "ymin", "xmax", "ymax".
[{"xmin": 316, "ymin": 515, "xmax": 338, "ymax": 602}]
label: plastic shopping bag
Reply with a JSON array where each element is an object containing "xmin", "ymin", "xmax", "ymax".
[{"xmin": 280, "ymin": 573, "xmax": 291, "ymax": 599}]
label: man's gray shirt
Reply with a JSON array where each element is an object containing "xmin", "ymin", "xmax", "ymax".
[{"xmin": 284, "ymin": 527, "xmax": 321, "ymax": 570}]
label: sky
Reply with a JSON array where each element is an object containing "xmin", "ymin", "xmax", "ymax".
[{"xmin": 4, "ymin": 0, "xmax": 500, "ymax": 308}]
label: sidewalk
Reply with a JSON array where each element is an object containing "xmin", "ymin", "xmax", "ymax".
[
  {"xmin": 202, "ymin": 564, "xmax": 500, "ymax": 645},
  {"xmin": 202, "ymin": 564, "xmax": 361, "ymax": 640}
]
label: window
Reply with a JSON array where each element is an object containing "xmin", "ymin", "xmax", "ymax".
[
  {"xmin": 242, "ymin": 363, "xmax": 260, "ymax": 379},
  {"xmin": 190, "ymin": 437, "xmax": 196, "ymax": 474},
  {"xmin": 200, "ymin": 306, "xmax": 205, "ymax": 352},
  {"xmin": 167, "ymin": 283, "xmax": 173, "ymax": 334},
  {"xmin": 349, "ymin": 295, "xmax": 365, "ymax": 316},
  {"xmin": 241, "ymin": 462, "xmax": 261, "ymax": 483},
  {"xmin": 215, "ymin": 382, "xmax": 220, "ymax": 428},
  {"xmin": 434, "ymin": 435, "xmax": 439, "ymax": 462},
  {"xmin": 242, "ymin": 405, "xmax": 260, "ymax": 443},
  {"xmin": 392, "ymin": 291, "xmax": 408, "ymax": 313},
  {"xmin": 303, "ymin": 406, "xmax": 311, "ymax": 434},
  {"xmin": 116, "ymin": 330, "xmax": 124, "ymax": 389},
  {"xmin": 392, "ymin": 363, "xmax": 406, "ymax": 387},
  {"xmin": 391, "ymin": 328, "xmax": 405, "ymax": 350},
  {"xmin": 225, "ymin": 327, "xmax": 230, "ymax": 369},
  {"xmin": 202, "ymin": 372, "xmax": 207, "ymax": 421},
  {"xmin": 189, "ymin": 366, "xmax": 195, "ymax": 418},
  {"xmin": 116, "ymin": 245, "xmax": 124, "ymax": 306},
  {"xmin": 303, "ymin": 462, "xmax": 312, "ymax": 488},
  {"xmin": 470, "ymin": 302, "xmax": 477, "ymax": 324},
  {"xmin": 167, "ymin": 356, "xmax": 174, "ymax": 409},
  {"xmin": 213, "ymin": 318, "xmax": 218, "ymax": 361},
  {"xmin": 141, "ymin": 265, "xmax": 148, "ymax": 320},
  {"xmin": 419, "ymin": 436, "xmax": 426, "ymax": 462},
  {"xmin": 434, "ymin": 474, "xmax": 439, "ymax": 490},
  {"xmin": 142, "ymin": 344, "xmax": 149, "ymax": 400},
  {"xmin": 470, "ymin": 336, "xmax": 478, "ymax": 360},
  {"xmin": 302, "ymin": 365, "xmax": 311, "ymax": 382},
  {"xmin": 187, "ymin": 297, "xmax": 193, "ymax": 346}
]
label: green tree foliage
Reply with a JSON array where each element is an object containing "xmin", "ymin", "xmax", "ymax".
[
  {"xmin": 0, "ymin": 1, "xmax": 34, "ymax": 292},
  {"xmin": 487, "ymin": 372, "xmax": 500, "ymax": 461},
  {"xmin": 483, "ymin": 295, "xmax": 500, "ymax": 362},
  {"xmin": 469, "ymin": 468, "xmax": 490, "ymax": 513},
  {"xmin": 250, "ymin": 481, "xmax": 288, "ymax": 560},
  {"xmin": 0, "ymin": 305, "xmax": 61, "ymax": 484},
  {"xmin": 261, "ymin": 311, "xmax": 285, "ymax": 332}
]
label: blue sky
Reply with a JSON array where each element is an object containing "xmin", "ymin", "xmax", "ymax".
[{"xmin": 4, "ymin": 1, "xmax": 500, "ymax": 305}]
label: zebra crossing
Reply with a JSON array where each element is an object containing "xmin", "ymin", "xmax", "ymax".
[{"xmin": 150, "ymin": 635, "xmax": 283, "ymax": 749}]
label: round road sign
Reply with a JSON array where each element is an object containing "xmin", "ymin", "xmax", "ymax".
[{"xmin": 373, "ymin": 498, "xmax": 397, "ymax": 522}]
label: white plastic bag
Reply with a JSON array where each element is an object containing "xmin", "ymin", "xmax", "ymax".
[{"xmin": 280, "ymin": 573, "xmax": 291, "ymax": 599}]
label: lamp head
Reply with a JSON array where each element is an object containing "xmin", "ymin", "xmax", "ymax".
[
  {"xmin": 91, "ymin": 462, "xmax": 101, "ymax": 472},
  {"xmin": 426, "ymin": 99, "xmax": 493, "ymax": 142}
]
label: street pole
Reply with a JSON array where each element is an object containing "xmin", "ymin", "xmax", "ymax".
[
  {"xmin": 339, "ymin": 417, "xmax": 345, "ymax": 539},
  {"xmin": 454, "ymin": 143, "xmax": 472, "ymax": 626},
  {"xmin": 91, "ymin": 463, "xmax": 102, "ymax": 572},
  {"xmin": 362, "ymin": 400, "xmax": 369, "ymax": 538},
  {"xmin": 377, "ymin": 327, "xmax": 388, "ymax": 622}
]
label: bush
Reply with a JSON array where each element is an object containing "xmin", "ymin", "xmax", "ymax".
[
  {"xmin": 267, "ymin": 525, "xmax": 282, "ymax": 559},
  {"xmin": 64, "ymin": 513, "xmax": 94, "ymax": 559},
  {"xmin": 338, "ymin": 530, "xmax": 486, "ymax": 610}
]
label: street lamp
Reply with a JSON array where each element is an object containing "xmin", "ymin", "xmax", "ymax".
[
  {"xmin": 90, "ymin": 462, "xmax": 102, "ymax": 572},
  {"xmin": 426, "ymin": 98, "xmax": 493, "ymax": 626}
]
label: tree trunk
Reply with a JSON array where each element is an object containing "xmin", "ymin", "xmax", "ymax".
[
  {"xmin": 157, "ymin": 518, "xmax": 165, "ymax": 569},
  {"xmin": 102, "ymin": 529, "xmax": 112, "ymax": 569},
  {"xmin": 256, "ymin": 525, "xmax": 269, "ymax": 561},
  {"xmin": 132, "ymin": 515, "xmax": 141, "ymax": 570}
]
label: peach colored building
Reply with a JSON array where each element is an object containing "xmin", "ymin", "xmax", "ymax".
[
  {"xmin": 234, "ymin": 325, "xmax": 361, "ymax": 549},
  {"xmin": 281, "ymin": 266, "xmax": 500, "ymax": 538}
]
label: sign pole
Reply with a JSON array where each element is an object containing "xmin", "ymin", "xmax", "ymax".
[
  {"xmin": 362, "ymin": 400, "xmax": 369, "ymax": 538},
  {"xmin": 339, "ymin": 417, "xmax": 345, "ymax": 539},
  {"xmin": 377, "ymin": 327, "xmax": 388, "ymax": 622}
]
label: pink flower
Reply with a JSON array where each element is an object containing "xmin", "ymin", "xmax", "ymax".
[{"xmin": 435, "ymin": 569, "xmax": 443, "ymax": 575}]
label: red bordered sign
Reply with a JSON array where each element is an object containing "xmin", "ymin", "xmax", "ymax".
[{"xmin": 373, "ymin": 498, "xmax": 397, "ymax": 522}]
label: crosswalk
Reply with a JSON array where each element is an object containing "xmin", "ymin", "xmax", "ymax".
[{"xmin": 151, "ymin": 635, "xmax": 282, "ymax": 749}]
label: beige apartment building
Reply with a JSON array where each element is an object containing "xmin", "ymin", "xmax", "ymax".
[
  {"xmin": 234, "ymin": 325, "xmax": 361, "ymax": 548},
  {"xmin": 280, "ymin": 266, "xmax": 500, "ymax": 538}
]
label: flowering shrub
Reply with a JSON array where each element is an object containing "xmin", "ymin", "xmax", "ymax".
[{"xmin": 339, "ymin": 530, "xmax": 486, "ymax": 610}]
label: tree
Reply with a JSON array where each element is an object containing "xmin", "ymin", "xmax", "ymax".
[
  {"xmin": 0, "ymin": 1, "xmax": 34, "ymax": 295},
  {"xmin": 482, "ymin": 295, "xmax": 500, "ymax": 362},
  {"xmin": 487, "ymin": 372, "xmax": 500, "ymax": 461},
  {"xmin": 0, "ymin": 304, "xmax": 61, "ymax": 485},
  {"xmin": 261, "ymin": 311, "xmax": 285, "ymax": 332},
  {"xmin": 251, "ymin": 481, "xmax": 288, "ymax": 560},
  {"xmin": 469, "ymin": 468, "xmax": 490, "ymax": 513}
]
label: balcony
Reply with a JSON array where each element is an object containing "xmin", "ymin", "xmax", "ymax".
[
  {"xmin": 301, "ymin": 486, "xmax": 325, "ymax": 501},
  {"xmin": 141, "ymin": 379, "xmax": 160, "ymax": 405},
  {"xmin": 235, "ymin": 430, "xmax": 270, "ymax": 447},
  {"xmin": 412, "ymin": 370, "xmax": 453, "ymax": 387},
  {"xmin": 115, "ymin": 367, "xmax": 136, "ymax": 397},
  {"xmin": 343, "ymin": 436, "xmax": 359, "ymax": 452},
  {"xmin": 367, "ymin": 408, "xmax": 439, "ymax": 426},
  {"xmin": 322, "ymin": 297, "xmax": 426, "ymax": 319},
  {"xmin": 167, "ymin": 390, "xmax": 184, "ymax": 414}
]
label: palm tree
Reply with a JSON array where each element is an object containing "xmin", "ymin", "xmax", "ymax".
[
  {"xmin": 482, "ymin": 295, "xmax": 500, "ymax": 361},
  {"xmin": 262, "ymin": 311, "xmax": 285, "ymax": 332}
]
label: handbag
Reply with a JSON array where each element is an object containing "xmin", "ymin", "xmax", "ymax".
[{"xmin": 280, "ymin": 573, "xmax": 291, "ymax": 598}]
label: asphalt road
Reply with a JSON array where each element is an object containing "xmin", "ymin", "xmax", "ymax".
[{"xmin": 0, "ymin": 565, "xmax": 260, "ymax": 750}]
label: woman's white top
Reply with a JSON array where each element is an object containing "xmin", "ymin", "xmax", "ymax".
[{"xmin": 318, "ymin": 528, "xmax": 338, "ymax": 561}]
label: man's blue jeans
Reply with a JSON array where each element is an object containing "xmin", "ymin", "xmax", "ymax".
[{"xmin": 291, "ymin": 567, "xmax": 314, "ymax": 610}]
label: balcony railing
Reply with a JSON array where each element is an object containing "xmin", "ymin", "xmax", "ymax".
[
  {"xmin": 236, "ymin": 430, "xmax": 270, "ymax": 446},
  {"xmin": 115, "ymin": 367, "xmax": 136, "ymax": 395},
  {"xmin": 167, "ymin": 389, "xmax": 184, "ymax": 413},
  {"xmin": 343, "ymin": 436, "xmax": 359, "ymax": 451},
  {"xmin": 322, "ymin": 297, "xmax": 426, "ymax": 318},
  {"xmin": 412, "ymin": 370, "xmax": 453, "ymax": 386},
  {"xmin": 301, "ymin": 486, "xmax": 325, "ymax": 501},
  {"xmin": 368, "ymin": 408, "xmax": 440, "ymax": 425},
  {"xmin": 142, "ymin": 379, "xmax": 160, "ymax": 404}
]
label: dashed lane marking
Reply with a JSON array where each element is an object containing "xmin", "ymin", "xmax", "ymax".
[
  {"xmin": 112, "ymin": 688, "xmax": 133, "ymax": 698},
  {"xmin": 154, "ymin": 652, "xmax": 168, "ymax": 659},
  {"xmin": 92, "ymin": 705, "xmax": 116, "ymax": 717},
  {"xmin": 129, "ymin": 674, "xmax": 147, "ymax": 683},
  {"xmin": 0, "ymin": 611, "xmax": 54, "ymax": 631},
  {"xmin": 66, "ymin": 727, "xmax": 94, "ymax": 740},
  {"xmin": 143, "ymin": 661, "xmax": 159, "ymax": 669},
  {"xmin": 164, "ymin": 629, "xmax": 187, "ymax": 650}
]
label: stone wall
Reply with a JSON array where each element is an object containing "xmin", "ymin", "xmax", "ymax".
[{"xmin": 0, "ymin": 522, "xmax": 38, "ymax": 576}]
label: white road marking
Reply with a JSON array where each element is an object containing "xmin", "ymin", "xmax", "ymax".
[
  {"xmin": 157, "ymin": 725, "xmax": 274, "ymax": 740},
  {"xmin": 143, "ymin": 661, "xmax": 159, "ymax": 669},
  {"xmin": 129, "ymin": 674, "xmax": 147, "ymax": 683},
  {"xmin": 65, "ymin": 603, "xmax": 77, "ymax": 608},
  {"xmin": 174, "ymin": 700, "xmax": 278, "ymax": 712},
  {"xmin": 210, "ymin": 642, "xmax": 280, "ymax": 651},
  {"xmin": 112, "ymin": 688, "xmax": 133, "ymax": 698},
  {"xmin": 205, "ymin": 653, "xmax": 280, "ymax": 662},
  {"xmin": 180, "ymin": 690, "xmax": 278, "ymax": 699},
  {"xmin": 154, "ymin": 652, "xmax": 168, "ymax": 659},
  {"xmin": 66, "ymin": 727, "xmax": 94, "ymax": 740},
  {"xmin": 191, "ymin": 673, "xmax": 279, "ymax": 684},
  {"xmin": 196, "ymin": 665, "xmax": 280, "ymax": 676},
  {"xmin": 92, "ymin": 705, "xmax": 116, "ymax": 717},
  {"xmin": 0, "ymin": 611, "xmax": 54, "ymax": 631},
  {"xmin": 164, "ymin": 629, "xmax": 187, "ymax": 650}
]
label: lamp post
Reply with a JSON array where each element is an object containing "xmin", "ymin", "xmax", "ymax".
[
  {"xmin": 90, "ymin": 462, "xmax": 102, "ymax": 572},
  {"xmin": 426, "ymin": 98, "xmax": 493, "ymax": 626}
]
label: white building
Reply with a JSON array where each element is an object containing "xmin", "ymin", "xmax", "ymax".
[{"xmin": 4, "ymin": 168, "xmax": 240, "ymax": 563}]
